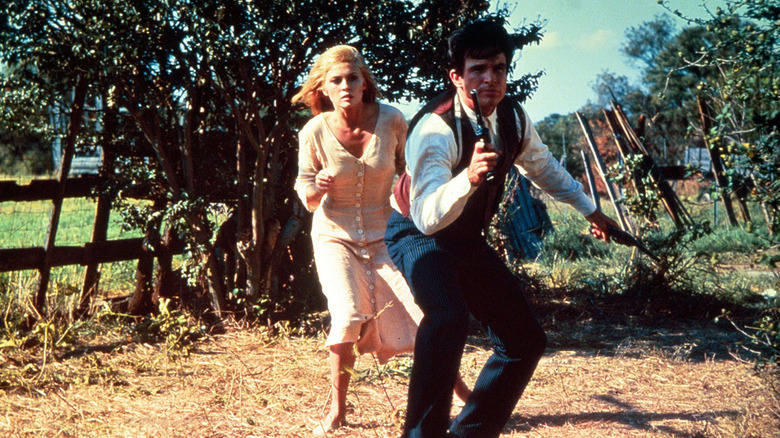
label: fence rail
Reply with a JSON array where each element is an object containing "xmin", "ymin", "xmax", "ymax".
[
  {"xmin": 0, "ymin": 176, "xmax": 100, "ymax": 202},
  {"xmin": 0, "ymin": 238, "xmax": 152, "ymax": 272},
  {"xmin": 0, "ymin": 175, "xmax": 175, "ymax": 273}
]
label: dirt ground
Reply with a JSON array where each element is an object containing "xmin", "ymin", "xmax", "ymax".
[{"xmin": 1, "ymin": 310, "xmax": 777, "ymax": 438}]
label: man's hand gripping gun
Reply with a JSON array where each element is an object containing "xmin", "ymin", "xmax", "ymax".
[{"xmin": 469, "ymin": 89, "xmax": 500, "ymax": 185}]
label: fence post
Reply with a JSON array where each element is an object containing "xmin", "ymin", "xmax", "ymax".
[
  {"xmin": 76, "ymin": 104, "xmax": 117, "ymax": 319},
  {"xmin": 609, "ymin": 103, "xmax": 693, "ymax": 228},
  {"xmin": 34, "ymin": 77, "xmax": 89, "ymax": 317},
  {"xmin": 580, "ymin": 149, "xmax": 601, "ymax": 210},
  {"xmin": 575, "ymin": 111, "xmax": 634, "ymax": 233},
  {"xmin": 697, "ymin": 96, "xmax": 739, "ymax": 227},
  {"xmin": 127, "ymin": 198, "xmax": 166, "ymax": 316}
]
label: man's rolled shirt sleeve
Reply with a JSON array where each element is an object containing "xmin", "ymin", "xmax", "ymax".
[
  {"xmin": 407, "ymin": 113, "xmax": 477, "ymax": 235},
  {"xmin": 514, "ymin": 107, "xmax": 597, "ymax": 216}
]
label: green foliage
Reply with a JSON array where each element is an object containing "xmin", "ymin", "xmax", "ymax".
[
  {"xmin": 681, "ymin": 0, "xmax": 780, "ymax": 231},
  {"xmin": 603, "ymin": 9, "xmax": 764, "ymax": 169},
  {"xmin": 353, "ymin": 356, "xmax": 414, "ymax": 384},
  {"xmin": 536, "ymin": 212, "xmax": 612, "ymax": 262},
  {"xmin": 538, "ymin": 218, "xmax": 708, "ymax": 296},
  {"xmin": 533, "ymin": 112, "xmax": 586, "ymax": 178},
  {"xmin": 591, "ymin": 71, "xmax": 653, "ymax": 117},
  {"xmin": 747, "ymin": 303, "xmax": 780, "ymax": 368},
  {"xmin": 687, "ymin": 225, "xmax": 774, "ymax": 255},
  {"xmin": 131, "ymin": 298, "xmax": 205, "ymax": 360},
  {"xmin": 0, "ymin": 71, "xmax": 53, "ymax": 174},
  {"xmin": 607, "ymin": 154, "xmax": 662, "ymax": 226},
  {"xmin": 622, "ymin": 14, "xmax": 678, "ymax": 69},
  {"xmin": 230, "ymin": 286, "xmax": 272, "ymax": 320}
]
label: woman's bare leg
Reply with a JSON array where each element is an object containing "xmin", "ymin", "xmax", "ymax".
[
  {"xmin": 454, "ymin": 372, "xmax": 472, "ymax": 404},
  {"xmin": 319, "ymin": 342, "xmax": 356, "ymax": 432}
]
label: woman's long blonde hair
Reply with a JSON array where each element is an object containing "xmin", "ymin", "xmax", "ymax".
[{"xmin": 291, "ymin": 45, "xmax": 380, "ymax": 115}]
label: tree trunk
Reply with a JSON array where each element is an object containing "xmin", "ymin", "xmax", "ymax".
[{"xmin": 128, "ymin": 198, "xmax": 166, "ymax": 316}]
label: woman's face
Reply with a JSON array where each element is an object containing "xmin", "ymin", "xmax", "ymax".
[{"xmin": 321, "ymin": 62, "xmax": 365, "ymax": 110}]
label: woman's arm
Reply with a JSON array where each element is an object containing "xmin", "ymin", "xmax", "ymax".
[{"xmin": 294, "ymin": 131, "xmax": 331, "ymax": 211}]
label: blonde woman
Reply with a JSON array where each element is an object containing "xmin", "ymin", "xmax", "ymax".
[{"xmin": 292, "ymin": 45, "xmax": 470, "ymax": 433}]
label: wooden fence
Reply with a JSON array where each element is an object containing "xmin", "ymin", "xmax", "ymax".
[
  {"xmin": 0, "ymin": 80, "xmax": 184, "ymax": 320},
  {"xmin": 1, "ymin": 175, "xmax": 153, "ymax": 272},
  {"xmin": 575, "ymin": 97, "xmax": 764, "ymax": 237},
  {"xmin": 0, "ymin": 173, "xmax": 184, "ymax": 319}
]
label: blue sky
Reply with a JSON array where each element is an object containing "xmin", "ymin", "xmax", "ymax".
[
  {"xmin": 507, "ymin": 0, "xmax": 723, "ymax": 121},
  {"xmin": 393, "ymin": 0, "xmax": 723, "ymax": 122}
]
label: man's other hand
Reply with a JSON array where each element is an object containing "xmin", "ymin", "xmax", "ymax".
[{"xmin": 585, "ymin": 210, "xmax": 620, "ymax": 243}]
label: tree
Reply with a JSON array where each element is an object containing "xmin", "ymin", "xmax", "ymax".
[
  {"xmin": 535, "ymin": 112, "xmax": 585, "ymax": 178},
  {"xmin": 1, "ymin": 1, "xmax": 543, "ymax": 322},
  {"xmin": 622, "ymin": 14, "xmax": 678, "ymax": 70},
  {"xmin": 660, "ymin": 0, "xmax": 780, "ymax": 232},
  {"xmin": 618, "ymin": 15, "xmax": 725, "ymax": 164},
  {"xmin": 591, "ymin": 71, "xmax": 648, "ymax": 114},
  {"xmin": 0, "ymin": 63, "xmax": 53, "ymax": 174}
]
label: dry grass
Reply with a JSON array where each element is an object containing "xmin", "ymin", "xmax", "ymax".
[{"xmin": 1, "ymin": 319, "xmax": 777, "ymax": 438}]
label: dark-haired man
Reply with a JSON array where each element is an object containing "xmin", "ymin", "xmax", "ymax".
[{"xmin": 385, "ymin": 19, "xmax": 618, "ymax": 438}]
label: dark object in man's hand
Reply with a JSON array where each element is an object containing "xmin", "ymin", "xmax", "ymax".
[
  {"xmin": 470, "ymin": 89, "xmax": 500, "ymax": 185},
  {"xmin": 601, "ymin": 224, "xmax": 660, "ymax": 262}
]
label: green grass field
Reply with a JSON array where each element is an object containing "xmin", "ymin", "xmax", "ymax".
[
  {"xmin": 0, "ymin": 197, "xmax": 143, "ymax": 249},
  {"xmin": 0, "ymin": 195, "xmax": 145, "ymax": 309}
]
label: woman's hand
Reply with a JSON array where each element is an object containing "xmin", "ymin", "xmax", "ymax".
[
  {"xmin": 315, "ymin": 169, "xmax": 334, "ymax": 194},
  {"xmin": 304, "ymin": 169, "xmax": 334, "ymax": 210}
]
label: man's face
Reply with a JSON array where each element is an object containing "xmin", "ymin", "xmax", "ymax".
[{"xmin": 449, "ymin": 53, "xmax": 508, "ymax": 116}]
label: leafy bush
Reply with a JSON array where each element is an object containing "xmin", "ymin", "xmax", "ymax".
[{"xmin": 131, "ymin": 298, "xmax": 206, "ymax": 360}]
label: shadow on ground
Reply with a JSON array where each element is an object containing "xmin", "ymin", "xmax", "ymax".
[{"xmin": 505, "ymin": 404, "xmax": 740, "ymax": 437}]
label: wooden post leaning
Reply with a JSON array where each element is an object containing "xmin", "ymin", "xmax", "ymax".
[
  {"xmin": 34, "ymin": 77, "xmax": 89, "ymax": 318},
  {"xmin": 575, "ymin": 111, "xmax": 635, "ymax": 233},
  {"xmin": 696, "ymin": 96, "xmax": 739, "ymax": 227}
]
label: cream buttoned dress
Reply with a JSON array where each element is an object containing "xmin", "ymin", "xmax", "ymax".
[{"xmin": 295, "ymin": 104, "xmax": 421, "ymax": 363}]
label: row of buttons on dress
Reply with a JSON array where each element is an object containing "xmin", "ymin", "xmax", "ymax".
[
  {"xmin": 354, "ymin": 162, "xmax": 365, "ymax": 239},
  {"xmin": 353, "ymin": 160, "xmax": 377, "ymax": 307}
]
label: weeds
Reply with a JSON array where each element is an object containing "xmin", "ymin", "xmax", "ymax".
[
  {"xmin": 353, "ymin": 356, "xmax": 414, "ymax": 385},
  {"xmin": 130, "ymin": 297, "xmax": 206, "ymax": 361}
]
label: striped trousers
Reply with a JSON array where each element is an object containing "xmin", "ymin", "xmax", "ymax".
[{"xmin": 385, "ymin": 210, "xmax": 547, "ymax": 438}]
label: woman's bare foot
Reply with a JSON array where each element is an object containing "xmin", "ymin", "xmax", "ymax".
[
  {"xmin": 453, "ymin": 375, "xmax": 472, "ymax": 405},
  {"xmin": 313, "ymin": 411, "xmax": 346, "ymax": 435}
]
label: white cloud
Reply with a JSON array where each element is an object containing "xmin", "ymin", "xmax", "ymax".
[
  {"xmin": 562, "ymin": 0, "xmax": 584, "ymax": 10},
  {"xmin": 576, "ymin": 29, "xmax": 616, "ymax": 52},
  {"xmin": 530, "ymin": 31, "xmax": 564, "ymax": 51}
]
